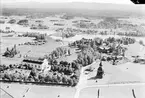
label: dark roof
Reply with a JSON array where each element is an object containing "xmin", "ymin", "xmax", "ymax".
[
  {"xmin": 23, "ymin": 59, "xmax": 43, "ymax": 64},
  {"xmin": 23, "ymin": 57, "xmax": 44, "ymax": 63}
]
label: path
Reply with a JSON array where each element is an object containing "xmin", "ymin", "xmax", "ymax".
[{"xmin": 0, "ymin": 87, "xmax": 14, "ymax": 98}]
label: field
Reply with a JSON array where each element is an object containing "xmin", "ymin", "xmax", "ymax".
[
  {"xmin": 84, "ymin": 61, "xmax": 145, "ymax": 86},
  {"xmin": 1, "ymin": 83, "xmax": 76, "ymax": 98},
  {"xmin": 0, "ymin": 35, "xmax": 64, "ymax": 65},
  {"xmin": 79, "ymin": 85, "xmax": 145, "ymax": 98}
]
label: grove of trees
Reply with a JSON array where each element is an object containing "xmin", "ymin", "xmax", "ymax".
[
  {"xmin": 70, "ymin": 37, "xmax": 135, "ymax": 66},
  {"xmin": 3, "ymin": 45, "xmax": 19, "ymax": 58},
  {"xmin": 19, "ymin": 32, "xmax": 47, "ymax": 41}
]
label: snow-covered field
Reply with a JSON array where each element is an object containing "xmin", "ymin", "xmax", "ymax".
[
  {"xmin": 0, "ymin": 24, "xmax": 56, "ymax": 35},
  {"xmin": 85, "ymin": 61, "xmax": 145, "ymax": 86},
  {"xmin": 0, "ymin": 36, "xmax": 34, "ymax": 53},
  {"xmin": 0, "ymin": 83, "xmax": 76, "ymax": 98},
  {"xmin": 1, "ymin": 16, "xmax": 145, "ymax": 98},
  {"xmin": 119, "ymin": 17, "xmax": 145, "ymax": 25},
  {"xmin": 79, "ymin": 85, "xmax": 145, "ymax": 98}
]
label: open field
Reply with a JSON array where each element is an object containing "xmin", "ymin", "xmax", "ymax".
[
  {"xmin": 0, "ymin": 36, "xmax": 34, "ymax": 53},
  {"xmin": 17, "ymin": 36, "xmax": 62, "ymax": 57},
  {"xmin": 79, "ymin": 85, "xmax": 145, "ymax": 98},
  {"xmin": 1, "ymin": 83, "xmax": 76, "ymax": 98},
  {"xmin": 77, "ymin": 61, "xmax": 145, "ymax": 87},
  {"xmin": 0, "ymin": 36, "xmax": 63, "ymax": 65},
  {"xmin": 0, "ymin": 23, "xmax": 57, "ymax": 34}
]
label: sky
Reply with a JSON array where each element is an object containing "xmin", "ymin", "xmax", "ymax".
[{"xmin": 1, "ymin": 0, "xmax": 133, "ymax": 4}]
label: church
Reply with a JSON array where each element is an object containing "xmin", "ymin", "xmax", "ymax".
[{"xmin": 22, "ymin": 57, "xmax": 51, "ymax": 71}]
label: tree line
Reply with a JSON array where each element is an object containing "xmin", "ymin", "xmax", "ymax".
[
  {"xmin": 47, "ymin": 47, "xmax": 71, "ymax": 60},
  {"xmin": 19, "ymin": 32, "xmax": 47, "ymax": 41}
]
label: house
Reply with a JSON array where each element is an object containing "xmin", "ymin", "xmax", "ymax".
[
  {"xmin": 22, "ymin": 57, "xmax": 51, "ymax": 71},
  {"xmin": 98, "ymin": 46, "xmax": 112, "ymax": 54}
]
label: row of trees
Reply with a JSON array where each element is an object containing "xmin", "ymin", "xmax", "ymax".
[
  {"xmin": 121, "ymin": 37, "xmax": 136, "ymax": 45},
  {"xmin": 103, "ymin": 37, "xmax": 135, "ymax": 45},
  {"xmin": 0, "ymin": 29, "xmax": 15, "ymax": 33},
  {"xmin": 73, "ymin": 21, "xmax": 96, "ymax": 29},
  {"xmin": 47, "ymin": 47, "xmax": 71, "ymax": 60},
  {"xmin": 0, "ymin": 69, "xmax": 78, "ymax": 86},
  {"xmin": 8, "ymin": 19, "xmax": 16, "ymax": 24},
  {"xmin": 37, "ymin": 72, "xmax": 78, "ymax": 86},
  {"xmin": 19, "ymin": 32, "xmax": 47, "ymax": 41},
  {"xmin": 17, "ymin": 19, "xmax": 28, "ymax": 25},
  {"xmin": 117, "ymin": 31, "xmax": 145, "ymax": 37},
  {"xmin": 70, "ymin": 37, "xmax": 135, "ymax": 49},
  {"xmin": 55, "ymin": 28, "xmax": 76, "ymax": 38},
  {"xmin": 0, "ymin": 60, "xmax": 80, "ymax": 86},
  {"xmin": 30, "ymin": 24, "xmax": 49, "ymax": 30},
  {"xmin": 50, "ymin": 60, "xmax": 81, "ymax": 74}
]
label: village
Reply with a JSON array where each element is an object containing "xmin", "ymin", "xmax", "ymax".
[{"xmin": 0, "ymin": 2, "xmax": 145, "ymax": 98}]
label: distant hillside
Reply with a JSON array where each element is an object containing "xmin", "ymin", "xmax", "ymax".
[{"xmin": 1, "ymin": 2, "xmax": 144, "ymax": 18}]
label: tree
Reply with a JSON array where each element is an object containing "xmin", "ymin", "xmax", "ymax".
[
  {"xmin": 72, "ymin": 78, "xmax": 78, "ymax": 86},
  {"xmin": 52, "ymin": 75, "xmax": 58, "ymax": 83},
  {"xmin": 94, "ymin": 37, "xmax": 103, "ymax": 46},
  {"xmin": 44, "ymin": 75, "xmax": 50, "ymax": 82},
  {"xmin": 8, "ymin": 19, "xmax": 16, "ymax": 24},
  {"xmin": 4, "ymin": 73, "xmax": 11, "ymax": 80},
  {"xmin": 56, "ymin": 74, "xmax": 62, "ymax": 83},
  {"xmin": 17, "ymin": 19, "xmax": 28, "ymax": 25},
  {"xmin": 30, "ymin": 69, "xmax": 37, "ymax": 77},
  {"xmin": 71, "ymin": 61, "xmax": 80, "ymax": 70},
  {"xmin": 3, "ymin": 45, "xmax": 18, "ymax": 58},
  {"xmin": 112, "ymin": 56, "xmax": 118, "ymax": 65},
  {"xmin": 62, "ymin": 75, "xmax": 68, "ymax": 84},
  {"xmin": 67, "ymin": 78, "xmax": 74, "ymax": 86},
  {"xmin": 74, "ymin": 70, "xmax": 80, "ymax": 78},
  {"xmin": 139, "ymin": 40, "xmax": 145, "ymax": 46},
  {"xmin": 122, "ymin": 47, "xmax": 127, "ymax": 57},
  {"xmin": 48, "ymin": 74, "xmax": 53, "ymax": 82},
  {"xmin": 68, "ymin": 49, "xmax": 71, "ymax": 55},
  {"xmin": 132, "ymin": 55, "xmax": 140, "ymax": 63}
]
